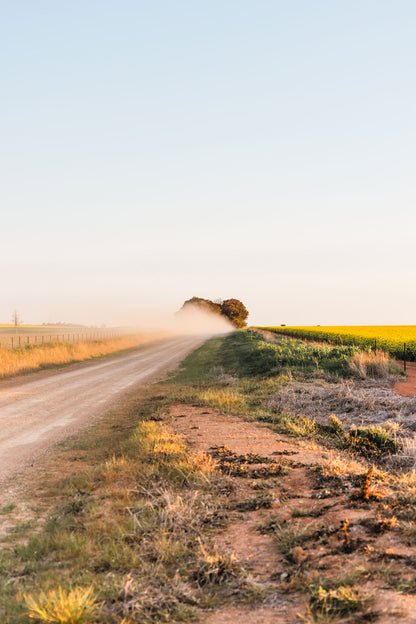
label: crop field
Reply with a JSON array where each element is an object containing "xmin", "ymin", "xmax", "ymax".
[{"xmin": 260, "ymin": 326, "xmax": 416, "ymax": 361}]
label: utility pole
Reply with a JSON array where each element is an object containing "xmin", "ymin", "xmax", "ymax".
[{"xmin": 12, "ymin": 310, "xmax": 21, "ymax": 335}]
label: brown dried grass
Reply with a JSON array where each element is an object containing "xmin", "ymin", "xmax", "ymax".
[{"xmin": 0, "ymin": 334, "xmax": 165, "ymax": 378}]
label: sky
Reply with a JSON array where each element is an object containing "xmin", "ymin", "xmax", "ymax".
[{"xmin": 1, "ymin": 1, "xmax": 416, "ymax": 327}]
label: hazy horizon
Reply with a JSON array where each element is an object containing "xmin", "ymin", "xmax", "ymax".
[{"xmin": 2, "ymin": 1, "xmax": 415, "ymax": 327}]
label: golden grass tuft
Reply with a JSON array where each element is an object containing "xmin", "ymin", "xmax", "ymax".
[
  {"xmin": 197, "ymin": 389, "xmax": 247, "ymax": 412},
  {"xmin": 319, "ymin": 452, "xmax": 366, "ymax": 478},
  {"xmin": 24, "ymin": 585, "xmax": 101, "ymax": 623}
]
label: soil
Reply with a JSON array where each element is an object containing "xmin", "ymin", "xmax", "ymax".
[
  {"xmin": 168, "ymin": 405, "xmax": 416, "ymax": 624},
  {"xmin": 394, "ymin": 362, "xmax": 416, "ymax": 397}
]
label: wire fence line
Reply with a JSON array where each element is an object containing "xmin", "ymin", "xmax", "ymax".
[{"xmin": 0, "ymin": 330, "xmax": 123, "ymax": 349}]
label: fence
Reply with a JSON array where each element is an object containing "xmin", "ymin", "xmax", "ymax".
[{"xmin": 0, "ymin": 329, "xmax": 122, "ymax": 350}]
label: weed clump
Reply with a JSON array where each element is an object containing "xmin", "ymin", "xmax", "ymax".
[
  {"xmin": 343, "ymin": 425, "xmax": 399, "ymax": 457},
  {"xmin": 193, "ymin": 541, "xmax": 242, "ymax": 586},
  {"xmin": 309, "ymin": 584, "xmax": 369, "ymax": 620},
  {"xmin": 328, "ymin": 414, "xmax": 344, "ymax": 437}
]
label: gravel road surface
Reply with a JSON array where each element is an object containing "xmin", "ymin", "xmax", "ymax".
[{"xmin": 0, "ymin": 335, "xmax": 207, "ymax": 484}]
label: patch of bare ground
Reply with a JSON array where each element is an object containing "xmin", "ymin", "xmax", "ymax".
[
  {"xmin": 168, "ymin": 404, "xmax": 416, "ymax": 623},
  {"xmin": 395, "ymin": 362, "xmax": 416, "ymax": 397}
]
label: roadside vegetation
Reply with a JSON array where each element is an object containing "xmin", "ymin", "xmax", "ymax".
[
  {"xmin": 0, "ymin": 334, "xmax": 165, "ymax": 378},
  {"xmin": 2, "ymin": 329, "xmax": 416, "ymax": 622},
  {"xmin": 173, "ymin": 331, "xmax": 405, "ymax": 459}
]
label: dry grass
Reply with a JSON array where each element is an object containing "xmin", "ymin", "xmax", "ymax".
[
  {"xmin": 350, "ymin": 350, "xmax": 392, "ymax": 378},
  {"xmin": 197, "ymin": 389, "xmax": 247, "ymax": 412},
  {"xmin": 0, "ymin": 334, "xmax": 165, "ymax": 378},
  {"xmin": 318, "ymin": 452, "xmax": 366, "ymax": 479}
]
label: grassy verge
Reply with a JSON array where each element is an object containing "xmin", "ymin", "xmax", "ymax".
[{"xmin": 0, "ymin": 334, "xmax": 166, "ymax": 378}]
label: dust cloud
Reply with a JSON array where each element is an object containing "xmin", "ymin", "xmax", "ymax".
[
  {"xmin": 124, "ymin": 305, "xmax": 234, "ymax": 337},
  {"xmin": 170, "ymin": 305, "xmax": 234, "ymax": 335},
  {"xmin": 118, "ymin": 304, "xmax": 234, "ymax": 337}
]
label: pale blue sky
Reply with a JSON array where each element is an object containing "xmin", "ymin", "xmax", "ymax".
[{"xmin": 1, "ymin": 1, "xmax": 415, "ymax": 326}]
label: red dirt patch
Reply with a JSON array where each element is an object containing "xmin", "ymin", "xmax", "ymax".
[{"xmin": 394, "ymin": 362, "xmax": 416, "ymax": 396}]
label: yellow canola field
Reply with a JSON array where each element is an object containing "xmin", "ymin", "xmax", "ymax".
[{"xmin": 262, "ymin": 326, "xmax": 416, "ymax": 361}]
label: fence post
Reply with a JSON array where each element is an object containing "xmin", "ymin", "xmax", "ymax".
[{"xmin": 404, "ymin": 342, "xmax": 407, "ymax": 372}]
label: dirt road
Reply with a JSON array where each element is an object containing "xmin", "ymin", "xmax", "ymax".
[{"xmin": 0, "ymin": 335, "xmax": 206, "ymax": 484}]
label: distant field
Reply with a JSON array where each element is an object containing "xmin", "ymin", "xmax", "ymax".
[
  {"xmin": 0, "ymin": 333, "xmax": 164, "ymax": 378},
  {"xmin": 0, "ymin": 325, "xmax": 118, "ymax": 348},
  {"xmin": 260, "ymin": 326, "xmax": 416, "ymax": 361}
]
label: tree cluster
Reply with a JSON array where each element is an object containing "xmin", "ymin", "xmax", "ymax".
[{"xmin": 178, "ymin": 297, "xmax": 249, "ymax": 328}]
